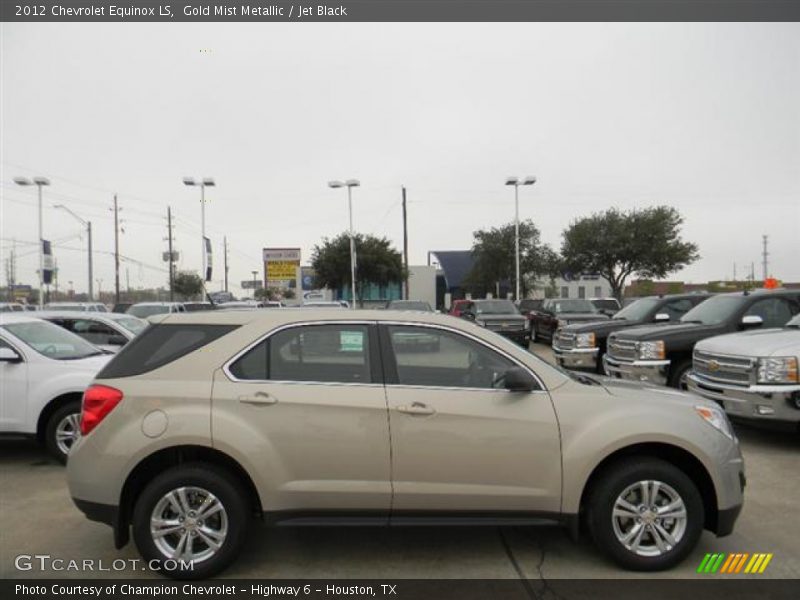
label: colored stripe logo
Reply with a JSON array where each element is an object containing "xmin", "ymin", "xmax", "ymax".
[{"xmin": 697, "ymin": 553, "xmax": 773, "ymax": 574}]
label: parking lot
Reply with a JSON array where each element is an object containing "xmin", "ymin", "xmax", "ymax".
[{"xmin": 1, "ymin": 343, "xmax": 798, "ymax": 580}]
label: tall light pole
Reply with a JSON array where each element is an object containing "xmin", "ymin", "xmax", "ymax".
[
  {"xmin": 505, "ymin": 176, "xmax": 536, "ymax": 301},
  {"xmin": 14, "ymin": 176, "xmax": 50, "ymax": 308},
  {"xmin": 53, "ymin": 205, "xmax": 93, "ymax": 301},
  {"xmin": 328, "ymin": 179, "xmax": 360, "ymax": 309},
  {"xmin": 183, "ymin": 177, "xmax": 215, "ymax": 283}
]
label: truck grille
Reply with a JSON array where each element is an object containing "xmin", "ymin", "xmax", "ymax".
[
  {"xmin": 553, "ymin": 330, "xmax": 576, "ymax": 350},
  {"xmin": 607, "ymin": 336, "xmax": 637, "ymax": 362},
  {"xmin": 693, "ymin": 350, "xmax": 755, "ymax": 387},
  {"xmin": 484, "ymin": 320, "xmax": 525, "ymax": 331}
]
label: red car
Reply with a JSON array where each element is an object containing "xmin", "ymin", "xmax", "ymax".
[{"xmin": 448, "ymin": 299, "xmax": 471, "ymax": 317}]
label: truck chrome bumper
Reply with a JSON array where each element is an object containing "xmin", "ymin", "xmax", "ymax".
[
  {"xmin": 553, "ymin": 346, "xmax": 599, "ymax": 370},
  {"xmin": 687, "ymin": 373, "xmax": 800, "ymax": 424},
  {"xmin": 603, "ymin": 355, "xmax": 671, "ymax": 386}
]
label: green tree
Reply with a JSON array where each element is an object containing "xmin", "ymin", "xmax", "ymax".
[
  {"xmin": 311, "ymin": 233, "xmax": 405, "ymax": 307},
  {"xmin": 464, "ymin": 219, "xmax": 560, "ymax": 297},
  {"xmin": 171, "ymin": 271, "xmax": 204, "ymax": 300},
  {"xmin": 560, "ymin": 206, "xmax": 699, "ymax": 301}
]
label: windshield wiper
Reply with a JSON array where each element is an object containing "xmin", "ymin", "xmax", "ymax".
[
  {"xmin": 680, "ymin": 320, "xmax": 704, "ymax": 324},
  {"xmin": 62, "ymin": 351, "xmax": 106, "ymax": 360},
  {"xmin": 572, "ymin": 372, "xmax": 600, "ymax": 386}
]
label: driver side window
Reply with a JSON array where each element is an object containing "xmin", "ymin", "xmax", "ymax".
[{"xmin": 387, "ymin": 326, "xmax": 515, "ymax": 389}]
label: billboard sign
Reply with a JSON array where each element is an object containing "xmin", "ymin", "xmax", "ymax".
[{"xmin": 263, "ymin": 247, "xmax": 301, "ymax": 289}]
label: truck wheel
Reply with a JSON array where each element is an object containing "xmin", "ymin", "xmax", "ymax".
[
  {"xmin": 586, "ymin": 458, "xmax": 704, "ymax": 571},
  {"xmin": 669, "ymin": 360, "xmax": 692, "ymax": 390},
  {"xmin": 44, "ymin": 400, "xmax": 82, "ymax": 464},
  {"xmin": 132, "ymin": 463, "xmax": 250, "ymax": 579}
]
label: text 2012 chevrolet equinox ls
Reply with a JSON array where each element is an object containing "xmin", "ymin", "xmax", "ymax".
[{"xmin": 67, "ymin": 309, "xmax": 744, "ymax": 579}]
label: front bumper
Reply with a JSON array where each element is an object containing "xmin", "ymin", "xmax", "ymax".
[
  {"xmin": 687, "ymin": 373, "xmax": 800, "ymax": 424},
  {"xmin": 603, "ymin": 355, "xmax": 671, "ymax": 386},
  {"xmin": 553, "ymin": 345, "xmax": 599, "ymax": 370},
  {"xmin": 489, "ymin": 328, "xmax": 529, "ymax": 346}
]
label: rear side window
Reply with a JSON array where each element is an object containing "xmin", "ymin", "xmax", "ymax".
[{"xmin": 97, "ymin": 324, "xmax": 238, "ymax": 378}]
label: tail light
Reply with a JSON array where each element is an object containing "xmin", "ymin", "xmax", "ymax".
[{"xmin": 80, "ymin": 385, "xmax": 123, "ymax": 435}]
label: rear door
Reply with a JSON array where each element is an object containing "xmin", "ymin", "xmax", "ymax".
[
  {"xmin": 380, "ymin": 324, "xmax": 561, "ymax": 514},
  {"xmin": 213, "ymin": 322, "xmax": 392, "ymax": 514}
]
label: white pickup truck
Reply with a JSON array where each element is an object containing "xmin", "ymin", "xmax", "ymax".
[
  {"xmin": 0, "ymin": 314, "xmax": 112, "ymax": 462},
  {"xmin": 688, "ymin": 313, "xmax": 800, "ymax": 426}
]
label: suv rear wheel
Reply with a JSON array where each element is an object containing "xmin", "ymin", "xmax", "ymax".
[
  {"xmin": 132, "ymin": 463, "xmax": 250, "ymax": 579},
  {"xmin": 586, "ymin": 458, "xmax": 704, "ymax": 571}
]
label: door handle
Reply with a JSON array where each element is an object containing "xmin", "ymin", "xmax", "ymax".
[
  {"xmin": 396, "ymin": 402, "xmax": 435, "ymax": 416},
  {"xmin": 238, "ymin": 391, "xmax": 277, "ymax": 406}
]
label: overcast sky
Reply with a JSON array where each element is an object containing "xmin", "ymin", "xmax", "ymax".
[{"xmin": 2, "ymin": 22, "xmax": 799, "ymax": 297}]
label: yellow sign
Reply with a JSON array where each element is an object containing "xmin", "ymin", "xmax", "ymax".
[{"xmin": 267, "ymin": 260, "xmax": 298, "ymax": 280}]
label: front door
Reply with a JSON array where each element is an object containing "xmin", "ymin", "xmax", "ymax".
[
  {"xmin": 212, "ymin": 322, "xmax": 392, "ymax": 514},
  {"xmin": 0, "ymin": 337, "xmax": 28, "ymax": 431},
  {"xmin": 381, "ymin": 324, "xmax": 562, "ymax": 514}
]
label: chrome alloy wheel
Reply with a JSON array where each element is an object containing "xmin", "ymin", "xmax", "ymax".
[
  {"xmin": 150, "ymin": 486, "xmax": 228, "ymax": 563},
  {"xmin": 54, "ymin": 413, "xmax": 81, "ymax": 456},
  {"xmin": 611, "ymin": 480, "xmax": 688, "ymax": 557}
]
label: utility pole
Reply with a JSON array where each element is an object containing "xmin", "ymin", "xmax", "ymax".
[
  {"xmin": 402, "ymin": 186, "xmax": 409, "ymax": 300},
  {"xmin": 126, "ymin": 267, "xmax": 130, "ymax": 295},
  {"xmin": 87, "ymin": 221, "xmax": 93, "ymax": 301},
  {"xmin": 762, "ymin": 235, "xmax": 769, "ymax": 281},
  {"xmin": 113, "ymin": 194, "xmax": 120, "ymax": 303},
  {"xmin": 223, "ymin": 236, "xmax": 229, "ymax": 293},
  {"xmin": 167, "ymin": 206, "xmax": 175, "ymax": 301}
]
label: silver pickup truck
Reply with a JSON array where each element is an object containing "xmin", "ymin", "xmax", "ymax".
[{"xmin": 688, "ymin": 313, "xmax": 800, "ymax": 425}]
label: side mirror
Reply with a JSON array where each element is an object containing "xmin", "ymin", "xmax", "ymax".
[
  {"xmin": 107, "ymin": 334, "xmax": 127, "ymax": 346},
  {"xmin": 741, "ymin": 315, "xmax": 763, "ymax": 329},
  {"xmin": 462, "ymin": 312, "xmax": 475, "ymax": 321},
  {"xmin": 0, "ymin": 347, "xmax": 22, "ymax": 363},
  {"xmin": 654, "ymin": 313, "xmax": 670, "ymax": 322},
  {"xmin": 499, "ymin": 366, "xmax": 537, "ymax": 392}
]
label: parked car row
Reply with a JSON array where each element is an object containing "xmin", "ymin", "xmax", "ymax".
[{"xmin": 549, "ymin": 289, "xmax": 800, "ymax": 428}]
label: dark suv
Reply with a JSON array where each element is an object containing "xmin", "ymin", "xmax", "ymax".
[
  {"xmin": 553, "ymin": 294, "xmax": 711, "ymax": 373},
  {"xmin": 604, "ymin": 290, "xmax": 800, "ymax": 389}
]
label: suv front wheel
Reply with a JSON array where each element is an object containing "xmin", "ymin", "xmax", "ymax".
[
  {"xmin": 586, "ymin": 458, "xmax": 704, "ymax": 571},
  {"xmin": 132, "ymin": 463, "xmax": 250, "ymax": 579}
]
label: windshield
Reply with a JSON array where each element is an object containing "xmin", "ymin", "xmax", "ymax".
[
  {"xmin": 680, "ymin": 296, "xmax": 743, "ymax": 325},
  {"xmin": 388, "ymin": 301, "xmax": 432, "ymax": 311},
  {"xmin": 591, "ymin": 299, "xmax": 619, "ymax": 311},
  {"xmin": 475, "ymin": 300, "xmax": 517, "ymax": 315},
  {"xmin": 2, "ymin": 320, "xmax": 103, "ymax": 360},
  {"xmin": 128, "ymin": 305, "xmax": 171, "ymax": 318},
  {"xmin": 550, "ymin": 299, "xmax": 597, "ymax": 314},
  {"xmin": 612, "ymin": 297, "xmax": 661, "ymax": 321},
  {"xmin": 518, "ymin": 299, "xmax": 543, "ymax": 312},
  {"xmin": 110, "ymin": 315, "xmax": 148, "ymax": 335},
  {"xmin": 46, "ymin": 304, "xmax": 84, "ymax": 312}
]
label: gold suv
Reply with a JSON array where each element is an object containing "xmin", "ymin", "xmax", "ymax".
[{"xmin": 67, "ymin": 309, "xmax": 745, "ymax": 579}]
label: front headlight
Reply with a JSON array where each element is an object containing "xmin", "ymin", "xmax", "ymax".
[
  {"xmin": 695, "ymin": 405, "xmax": 735, "ymax": 440},
  {"xmin": 575, "ymin": 332, "xmax": 596, "ymax": 348},
  {"xmin": 757, "ymin": 357, "xmax": 799, "ymax": 384},
  {"xmin": 637, "ymin": 340, "xmax": 665, "ymax": 360}
]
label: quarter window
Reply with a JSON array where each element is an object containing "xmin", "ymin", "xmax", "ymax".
[
  {"xmin": 387, "ymin": 326, "xmax": 516, "ymax": 390},
  {"xmin": 745, "ymin": 299, "xmax": 796, "ymax": 328}
]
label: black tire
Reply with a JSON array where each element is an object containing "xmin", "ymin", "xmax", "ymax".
[
  {"xmin": 586, "ymin": 457, "xmax": 704, "ymax": 571},
  {"xmin": 44, "ymin": 400, "xmax": 82, "ymax": 464},
  {"xmin": 668, "ymin": 360, "xmax": 692, "ymax": 390},
  {"xmin": 132, "ymin": 463, "xmax": 250, "ymax": 579}
]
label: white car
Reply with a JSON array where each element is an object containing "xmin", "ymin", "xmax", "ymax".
[
  {"xmin": 126, "ymin": 302, "xmax": 186, "ymax": 319},
  {"xmin": 36, "ymin": 311, "xmax": 148, "ymax": 353},
  {"xmin": 45, "ymin": 302, "xmax": 108, "ymax": 312},
  {"xmin": 0, "ymin": 314, "xmax": 112, "ymax": 462}
]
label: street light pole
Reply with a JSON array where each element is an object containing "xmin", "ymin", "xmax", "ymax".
[
  {"xmin": 183, "ymin": 177, "xmax": 215, "ymax": 282},
  {"xmin": 328, "ymin": 179, "xmax": 360, "ymax": 309},
  {"xmin": 505, "ymin": 176, "xmax": 537, "ymax": 302},
  {"xmin": 14, "ymin": 176, "xmax": 50, "ymax": 309},
  {"xmin": 53, "ymin": 205, "xmax": 93, "ymax": 301}
]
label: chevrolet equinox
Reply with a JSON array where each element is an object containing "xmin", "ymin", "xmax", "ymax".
[{"xmin": 67, "ymin": 309, "xmax": 745, "ymax": 579}]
